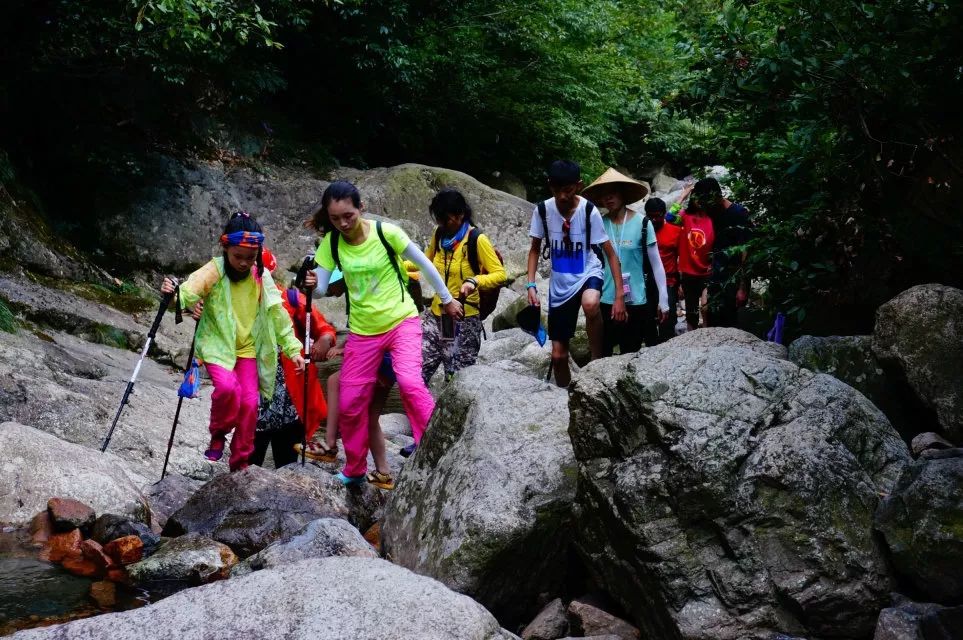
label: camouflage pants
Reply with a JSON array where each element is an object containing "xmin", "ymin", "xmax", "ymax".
[{"xmin": 421, "ymin": 310, "xmax": 484, "ymax": 385}]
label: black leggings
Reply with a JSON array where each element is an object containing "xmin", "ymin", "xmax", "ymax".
[
  {"xmin": 250, "ymin": 421, "xmax": 302, "ymax": 469},
  {"xmin": 600, "ymin": 303, "xmax": 647, "ymax": 356},
  {"xmin": 681, "ymin": 274, "xmax": 709, "ymax": 327}
]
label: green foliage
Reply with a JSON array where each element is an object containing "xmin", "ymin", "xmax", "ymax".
[
  {"xmin": 656, "ymin": 0, "xmax": 963, "ymax": 330},
  {"xmin": 1, "ymin": 0, "xmax": 960, "ymax": 333},
  {"xmin": 0, "ymin": 299, "xmax": 17, "ymax": 334}
]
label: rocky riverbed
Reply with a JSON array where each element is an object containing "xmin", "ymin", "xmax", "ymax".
[{"xmin": 2, "ymin": 159, "xmax": 962, "ymax": 640}]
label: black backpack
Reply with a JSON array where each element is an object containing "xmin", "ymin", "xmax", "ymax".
[
  {"xmin": 329, "ymin": 220, "xmax": 424, "ymax": 314},
  {"xmin": 537, "ymin": 200, "xmax": 605, "ymax": 264}
]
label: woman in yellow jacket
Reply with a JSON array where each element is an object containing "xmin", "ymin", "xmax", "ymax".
[{"xmin": 421, "ymin": 188, "xmax": 506, "ymax": 385}]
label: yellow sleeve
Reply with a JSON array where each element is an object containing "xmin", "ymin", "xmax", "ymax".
[
  {"xmin": 263, "ymin": 271, "xmax": 302, "ymax": 359},
  {"xmin": 402, "ymin": 259, "xmax": 420, "ymax": 279},
  {"xmin": 473, "ymin": 234, "xmax": 506, "ymax": 290},
  {"xmin": 401, "ymin": 229, "xmax": 434, "ymax": 279},
  {"xmin": 178, "ymin": 260, "xmax": 220, "ymax": 309}
]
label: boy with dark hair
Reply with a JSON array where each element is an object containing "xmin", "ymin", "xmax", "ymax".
[
  {"xmin": 644, "ymin": 197, "xmax": 682, "ymax": 342},
  {"xmin": 692, "ymin": 178, "xmax": 752, "ymax": 327},
  {"xmin": 526, "ymin": 160, "xmax": 627, "ymax": 387}
]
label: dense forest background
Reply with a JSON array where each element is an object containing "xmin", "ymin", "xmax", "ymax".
[{"xmin": 0, "ymin": 0, "xmax": 960, "ymax": 333}]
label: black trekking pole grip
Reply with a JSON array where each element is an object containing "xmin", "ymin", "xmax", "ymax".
[
  {"xmin": 295, "ymin": 255, "xmax": 317, "ymax": 291},
  {"xmin": 151, "ymin": 279, "xmax": 178, "ymax": 336}
]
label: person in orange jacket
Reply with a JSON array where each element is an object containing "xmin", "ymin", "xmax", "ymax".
[{"xmin": 253, "ymin": 248, "xmax": 336, "ymax": 467}]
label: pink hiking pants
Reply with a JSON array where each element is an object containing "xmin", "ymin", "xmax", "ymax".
[
  {"xmin": 206, "ymin": 358, "xmax": 259, "ymax": 471},
  {"xmin": 340, "ymin": 316, "xmax": 434, "ymax": 477}
]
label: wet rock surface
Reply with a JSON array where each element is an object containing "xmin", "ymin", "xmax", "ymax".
[
  {"xmin": 163, "ymin": 464, "xmax": 350, "ymax": 558},
  {"xmin": 143, "ymin": 474, "xmax": 204, "ymax": 530},
  {"xmin": 126, "ymin": 532, "xmax": 237, "ymax": 586},
  {"xmin": 90, "ymin": 515, "xmax": 159, "ymax": 557}
]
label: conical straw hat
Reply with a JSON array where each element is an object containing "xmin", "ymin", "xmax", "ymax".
[{"xmin": 582, "ymin": 167, "xmax": 650, "ymax": 205}]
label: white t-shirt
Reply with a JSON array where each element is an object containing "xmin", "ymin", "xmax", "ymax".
[{"xmin": 529, "ymin": 197, "xmax": 608, "ymax": 306}]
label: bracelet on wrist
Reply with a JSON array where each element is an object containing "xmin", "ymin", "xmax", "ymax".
[
  {"xmin": 525, "ymin": 281, "xmax": 537, "ymax": 289},
  {"xmin": 466, "ymin": 278, "xmax": 478, "ymax": 289}
]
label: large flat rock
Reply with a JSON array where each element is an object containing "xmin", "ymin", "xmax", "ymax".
[
  {"xmin": 10, "ymin": 557, "xmax": 519, "ymax": 639},
  {"xmin": 0, "ymin": 327, "xmax": 218, "ymax": 480},
  {"xmin": 0, "ymin": 422, "xmax": 149, "ymax": 525}
]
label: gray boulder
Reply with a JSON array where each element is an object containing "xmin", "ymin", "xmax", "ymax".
[
  {"xmin": 789, "ymin": 334, "xmax": 916, "ymax": 438},
  {"xmin": 476, "ymin": 327, "xmax": 576, "ymax": 381},
  {"xmin": 569, "ymin": 328, "xmax": 910, "ymax": 640},
  {"xmin": 873, "ymin": 597, "xmax": 963, "ymax": 640},
  {"xmin": 0, "ymin": 326, "xmax": 218, "ymax": 481},
  {"xmin": 521, "ymin": 598, "xmax": 569, "ymax": 640},
  {"xmin": 163, "ymin": 465, "xmax": 350, "ymax": 557},
  {"xmin": 91, "ymin": 157, "xmax": 532, "ymax": 277},
  {"xmin": 382, "ymin": 365, "xmax": 576, "ymax": 623},
  {"xmin": 127, "ymin": 533, "xmax": 237, "ymax": 586},
  {"xmin": 872, "ymin": 284, "xmax": 963, "ymax": 441},
  {"xmin": 145, "ymin": 473, "xmax": 204, "ymax": 529},
  {"xmin": 567, "ymin": 599, "xmax": 639, "ymax": 639},
  {"xmin": 875, "ymin": 448, "xmax": 963, "ymax": 603},
  {"xmin": 278, "ymin": 462, "xmax": 388, "ymax": 534},
  {"xmin": 491, "ymin": 294, "xmax": 541, "ymax": 333},
  {"xmin": 232, "ymin": 517, "xmax": 376, "ymax": 576},
  {"xmin": 0, "ymin": 422, "xmax": 149, "ymax": 525},
  {"xmin": 11, "ymin": 557, "xmax": 519, "ymax": 640},
  {"xmin": 910, "ymin": 432, "xmax": 954, "ymax": 457},
  {"xmin": 334, "ymin": 164, "xmax": 532, "ymax": 274}
]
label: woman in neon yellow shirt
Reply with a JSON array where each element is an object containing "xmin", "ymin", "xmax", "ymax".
[{"xmin": 304, "ymin": 181, "xmax": 462, "ymax": 486}]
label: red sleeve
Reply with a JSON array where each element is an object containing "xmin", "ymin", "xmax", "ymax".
[
  {"xmin": 310, "ymin": 307, "xmax": 337, "ymax": 340},
  {"xmin": 296, "ymin": 290, "xmax": 336, "ymax": 340}
]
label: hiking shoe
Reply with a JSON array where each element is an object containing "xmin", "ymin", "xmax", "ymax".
[
  {"xmin": 204, "ymin": 436, "xmax": 225, "ymax": 462},
  {"xmin": 366, "ymin": 470, "xmax": 395, "ymax": 490},
  {"xmin": 399, "ymin": 443, "xmax": 417, "ymax": 458},
  {"xmin": 335, "ymin": 471, "xmax": 365, "ymax": 487}
]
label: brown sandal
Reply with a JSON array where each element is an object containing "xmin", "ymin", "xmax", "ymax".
[
  {"xmin": 366, "ymin": 470, "xmax": 395, "ymax": 490},
  {"xmin": 293, "ymin": 441, "xmax": 338, "ymax": 462}
]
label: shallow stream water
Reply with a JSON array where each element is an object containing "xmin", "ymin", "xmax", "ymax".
[{"xmin": 0, "ymin": 529, "xmax": 151, "ymax": 635}]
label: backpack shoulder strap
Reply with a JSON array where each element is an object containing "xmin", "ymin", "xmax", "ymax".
[
  {"xmin": 641, "ymin": 215, "xmax": 650, "ymax": 268},
  {"xmin": 466, "ymin": 227, "xmax": 481, "ymax": 275},
  {"xmin": 428, "ymin": 227, "xmax": 440, "ymax": 260},
  {"xmin": 329, "ymin": 230, "xmax": 342, "ymax": 272},
  {"xmin": 375, "ymin": 220, "xmax": 407, "ymax": 301},
  {"xmin": 537, "ymin": 201, "xmax": 550, "ymax": 260},
  {"xmin": 585, "ymin": 201, "xmax": 594, "ymax": 246}
]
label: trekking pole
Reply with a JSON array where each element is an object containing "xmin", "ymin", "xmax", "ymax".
[
  {"xmin": 161, "ymin": 314, "xmax": 200, "ymax": 480},
  {"xmin": 295, "ymin": 255, "xmax": 317, "ymax": 466},
  {"xmin": 101, "ymin": 279, "xmax": 176, "ymax": 452}
]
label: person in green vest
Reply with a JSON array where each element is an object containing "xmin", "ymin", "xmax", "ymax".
[{"xmin": 161, "ymin": 212, "xmax": 304, "ymax": 472}]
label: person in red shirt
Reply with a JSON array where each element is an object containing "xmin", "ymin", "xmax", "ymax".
[
  {"xmin": 677, "ymin": 194, "xmax": 715, "ymax": 331},
  {"xmin": 644, "ymin": 197, "xmax": 682, "ymax": 342}
]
